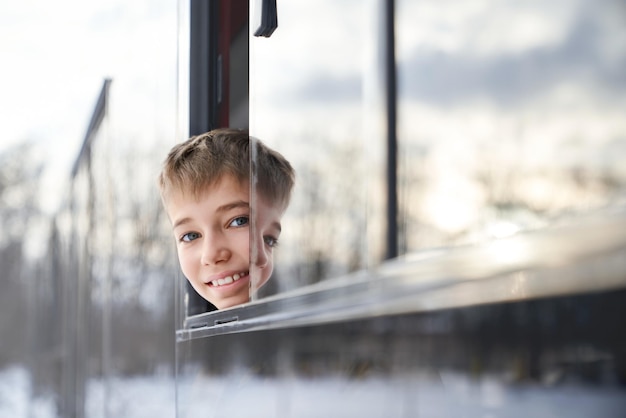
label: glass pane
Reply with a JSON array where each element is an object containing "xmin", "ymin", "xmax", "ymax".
[
  {"xmin": 10, "ymin": 2, "xmax": 180, "ymax": 414},
  {"xmin": 249, "ymin": 0, "xmax": 380, "ymax": 299}
]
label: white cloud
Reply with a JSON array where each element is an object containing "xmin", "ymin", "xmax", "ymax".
[{"xmin": 0, "ymin": 0, "xmax": 178, "ymax": 213}]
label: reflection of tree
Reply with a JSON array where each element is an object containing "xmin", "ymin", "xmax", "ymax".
[
  {"xmin": 99, "ymin": 149, "xmax": 177, "ymax": 310},
  {"xmin": 0, "ymin": 142, "xmax": 43, "ymax": 369},
  {"xmin": 397, "ymin": 131, "xmax": 626, "ymax": 253},
  {"xmin": 86, "ymin": 142, "xmax": 178, "ymax": 363},
  {"xmin": 188, "ymin": 289, "xmax": 626, "ymax": 386},
  {"xmin": 0, "ymin": 142, "xmax": 43, "ymax": 247},
  {"xmin": 2, "ymin": 138, "xmax": 180, "ymax": 413},
  {"xmin": 280, "ymin": 137, "xmax": 368, "ymax": 289}
]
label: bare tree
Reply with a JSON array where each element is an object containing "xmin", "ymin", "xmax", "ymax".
[{"xmin": 0, "ymin": 141, "xmax": 44, "ymax": 368}]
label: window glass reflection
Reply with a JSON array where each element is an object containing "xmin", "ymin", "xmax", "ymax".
[
  {"xmin": 175, "ymin": 1, "xmax": 626, "ymax": 415},
  {"xmin": 248, "ymin": 0, "xmax": 626, "ymax": 298},
  {"xmin": 250, "ymin": 0, "xmax": 375, "ymax": 296},
  {"xmin": 396, "ymin": 0, "xmax": 626, "ymax": 251}
]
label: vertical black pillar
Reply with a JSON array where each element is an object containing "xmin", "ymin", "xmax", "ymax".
[
  {"xmin": 189, "ymin": 0, "xmax": 218, "ymax": 136},
  {"xmin": 385, "ymin": 0, "xmax": 398, "ymax": 260},
  {"xmin": 187, "ymin": 0, "xmax": 219, "ymax": 314},
  {"xmin": 186, "ymin": 0, "xmax": 249, "ymax": 314}
]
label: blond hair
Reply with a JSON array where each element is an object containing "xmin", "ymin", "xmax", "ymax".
[{"xmin": 158, "ymin": 128, "xmax": 294, "ymax": 208}]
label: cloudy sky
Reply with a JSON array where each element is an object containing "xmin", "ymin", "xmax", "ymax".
[
  {"xmin": 0, "ymin": 0, "xmax": 178, "ymax": 212},
  {"xmin": 2, "ymin": 0, "xmax": 624, "ymax": 264},
  {"xmin": 248, "ymin": 0, "xmax": 626, "ymax": 284}
]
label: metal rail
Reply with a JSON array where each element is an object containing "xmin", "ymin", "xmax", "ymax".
[{"xmin": 179, "ymin": 207, "xmax": 626, "ymax": 341}]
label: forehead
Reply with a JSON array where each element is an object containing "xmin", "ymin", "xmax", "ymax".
[
  {"xmin": 165, "ymin": 176, "xmax": 250, "ymax": 217},
  {"xmin": 173, "ymin": 174, "xmax": 247, "ymax": 199},
  {"xmin": 253, "ymin": 193, "xmax": 287, "ymax": 223}
]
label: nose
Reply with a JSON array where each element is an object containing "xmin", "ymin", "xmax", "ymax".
[
  {"xmin": 251, "ymin": 236, "xmax": 268, "ymax": 269},
  {"xmin": 200, "ymin": 232, "xmax": 230, "ymax": 265}
]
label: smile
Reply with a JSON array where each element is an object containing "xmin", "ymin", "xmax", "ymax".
[{"xmin": 209, "ymin": 271, "xmax": 249, "ymax": 287}]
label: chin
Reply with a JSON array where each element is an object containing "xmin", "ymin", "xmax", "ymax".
[
  {"xmin": 213, "ymin": 295, "xmax": 250, "ymax": 310},
  {"xmin": 251, "ymin": 269, "xmax": 272, "ymax": 292}
]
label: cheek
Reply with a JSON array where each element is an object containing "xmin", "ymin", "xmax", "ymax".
[
  {"xmin": 251, "ymin": 250, "xmax": 274, "ymax": 291},
  {"xmin": 177, "ymin": 248, "xmax": 196, "ymax": 278},
  {"xmin": 261, "ymin": 255, "xmax": 274, "ymax": 282},
  {"xmin": 236, "ymin": 233, "xmax": 250, "ymax": 260}
]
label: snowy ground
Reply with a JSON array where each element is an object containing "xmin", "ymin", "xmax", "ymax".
[
  {"xmin": 0, "ymin": 367, "xmax": 56, "ymax": 418},
  {"xmin": 0, "ymin": 366, "xmax": 177, "ymax": 418},
  {"xmin": 176, "ymin": 371, "xmax": 626, "ymax": 418},
  {"xmin": 2, "ymin": 366, "xmax": 625, "ymax": 417}
]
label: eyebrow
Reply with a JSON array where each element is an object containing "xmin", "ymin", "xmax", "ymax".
[
  {"xmin": 217, "ymin": 200, "xmax": 249, "ymax": 213},
  {"xmin": 172, "ymin": 200, "xmax": 249, "ymax": 229}
]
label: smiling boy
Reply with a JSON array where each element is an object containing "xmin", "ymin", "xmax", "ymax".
[{"xmin": 158, "ymin": 129, "xmax": 295, "ymax": 310}]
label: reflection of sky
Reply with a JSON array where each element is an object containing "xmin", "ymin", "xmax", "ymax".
[
  {"xmin": 397, "ymin": 0, "xmax": 626, "ymax": 106},
  {"xmin": 251, "ymin": 0, "xmax": 368, "ymax": 114},
  {"xmin": 395, "ymin": 0, "xmax": 626, "ymax": 242},
  {"xmin": 250, "ymin": 0, "xmax": 377, "ymax": 286},
  {"xmin": 0, "ymin": 0, "xmax": 177, "ymax": 213}
]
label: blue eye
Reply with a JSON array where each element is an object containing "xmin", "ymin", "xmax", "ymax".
[
  {"xmin": 229, "ymin": 216, "xmax": 249, "ymax": 227},
  {"xmin": 181, "ymin": 232, "xmax": 200, "ymax": 242},
  {"xmin": 264, "ymin": 236, "xmax": 278, "ymax": 248}
]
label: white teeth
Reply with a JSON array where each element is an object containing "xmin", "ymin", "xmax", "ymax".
[{"xmin": 209, "ymin": 272, "xmax": 247, "ymax": 286}]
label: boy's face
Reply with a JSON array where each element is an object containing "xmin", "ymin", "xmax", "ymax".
[
  {"xmin": 165, "ymin": 175, "xmax": 282, "ymax": 310},
  {"xmin": 250, "ymin": 193, "xmax": 284, "ymax": 293}
]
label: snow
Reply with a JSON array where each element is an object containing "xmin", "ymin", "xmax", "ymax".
[
  {"xmin": 177, "ymin": 371, "xmax": 626, "ymax": 418},
  {"xmin": 2, "ymin": 366, "xmax": 625, "ymax": 417},
  {"xmin": 86, "ymin": 375, "xmax": 176, "ymax": 418},
  {"xmin": 0, "ymin": 367, "xmax": 56, "ymax": 418}
]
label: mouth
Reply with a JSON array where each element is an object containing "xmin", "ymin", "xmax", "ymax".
[{"xmin": 207, "ymin": 271, "xmax": 249, "ymax": 287}]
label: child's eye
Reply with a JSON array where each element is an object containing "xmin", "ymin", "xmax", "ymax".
[
  {"xmin": 264, "ymin": 236, "xmax": 279, "ymax": 248},
  {"xmin": 229, "ymin": 216, "xmax": 249, "ymax": 228},
  {"xmin": 180, "ymin": 232, "xmax": 201, "ymax": 242}
]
